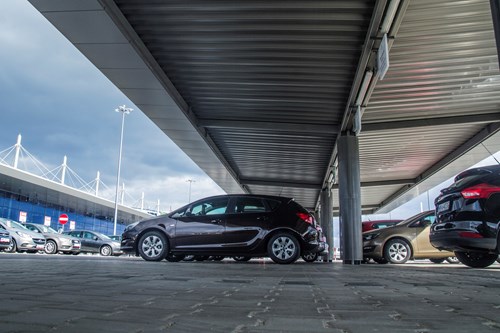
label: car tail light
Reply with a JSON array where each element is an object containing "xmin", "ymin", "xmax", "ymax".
[
  {"xmin": 296, "ymin": 212, "xmax": 313, "ymax": 225},
  {"xmin": 461, "ymin": 183, "xmax": 500, "ymax": 199},
  {"xmin": 458, "ymin": 231, "xmax": 483, "ymax": 239}
]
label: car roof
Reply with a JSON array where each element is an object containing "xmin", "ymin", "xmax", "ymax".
[
  {"xmin": 455, "ymin": 165, "xmax": 500, "ymax": 181},
  {"xmin": 197, "ymin": 194, "xmax": 292, "ymax": 202},
  {"xmin": 362, "ymin": 220, "xmax": 402, "ymax": 224}
]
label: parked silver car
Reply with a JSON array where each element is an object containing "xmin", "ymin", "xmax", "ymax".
[
  {"xmin": 25, "ymin": 223, "xmax": 81, "ymax": 255},
  {"xmin": 0, "ymin": 218, "xmax": 45, "ymax": 253},
  {"xmin": 64, "ymin": 230, "xmax": 122, "ymax": 256},
  {"xmin": 0, "ymin": 226, "xmax": 12, "ymax": 251}
]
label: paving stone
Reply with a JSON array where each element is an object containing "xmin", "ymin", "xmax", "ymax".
[{"xmin": 1, "ymin": 254, "xmax": 500, "ymax": 332}]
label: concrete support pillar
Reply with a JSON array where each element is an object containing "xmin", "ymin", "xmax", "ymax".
[
  {"xmin": 320, "ymin": 187, "xmax": 334, "ymax": 261},
  {"xmin": 338, "ymin": 133, "xmax": 362, "ymax": 265}
]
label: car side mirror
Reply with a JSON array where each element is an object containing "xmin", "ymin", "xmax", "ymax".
[{"xmin": 94, "ymin": 236, "xmax": 99, "ymax": 241}]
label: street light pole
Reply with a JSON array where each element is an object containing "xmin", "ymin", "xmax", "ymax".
[
  {"xmin": 113, "ymin": 105, "xmax": 133, "ymax": 236},
  {"xmin": 187, "ymin": 179, "xmax": 196, "ymax": 203}
]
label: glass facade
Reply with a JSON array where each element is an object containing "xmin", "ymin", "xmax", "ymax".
[{"xmin": 0, "ymin": 190, "xmax": 126, "ymax": 236}]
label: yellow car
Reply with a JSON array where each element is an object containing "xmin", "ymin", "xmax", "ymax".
[{"xmin": 363, "ymin": 211, "xmax": 454, "ymax": 264}]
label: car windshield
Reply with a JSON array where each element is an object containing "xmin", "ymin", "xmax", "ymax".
[
  {"xmin": 95, "ymin": 232, "xmax": 111, "ymax": 240},
  {"xmin": 41, "ymin": 225, "xmax": 58, "ymax": 233},
  {"xmin": 4, "ymin": 219, "xmax": 29, "ymax": 230},
  {"xmin": 395, "ymin": 211, "xmax": 432, "ymax": 226},
  {"xmin": 446, "ymin": 174, "xmax": 482, "ymax": 193}
]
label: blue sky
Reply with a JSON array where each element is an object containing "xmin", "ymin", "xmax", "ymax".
[
  {"xmin": 0, "ymin": 1, "xmax": 224, "ymax": 211},
  {"xmin": 1, "ymin": 1, "xmax": 498, "ymax": 220}
]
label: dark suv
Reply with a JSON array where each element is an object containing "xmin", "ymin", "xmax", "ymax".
[
  {"xmin": 121, "ymin": 194, "xmax": 320, "ymax": 264},
  {"xmin": 430, "ymin": 165, "xmax": 500, "ymax": 268}
]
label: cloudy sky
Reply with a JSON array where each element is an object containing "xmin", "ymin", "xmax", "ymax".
[
  {"xmin": 1, "ymin": 1, "xmax": 499, "ymax": 222},
  {"xmin": 0, "ymin": 1, "xmax": 224, "ymax": 212}
]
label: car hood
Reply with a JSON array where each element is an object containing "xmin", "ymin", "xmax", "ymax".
[
  {"xmin": 44, "ymin": 233, "xmax": 78, "ymax": 241},
  {"xmin": 8, "ymin": 226, "xmax": 44, "ymax": 239},
  {"xmin": 363, "ymin": 224, "xmax": 406, "ymax": 237}
]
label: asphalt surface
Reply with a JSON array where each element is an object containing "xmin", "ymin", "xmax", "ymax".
[{"xmin": 1, "ymin": 253, "xmax": 500, "ymax": 333}]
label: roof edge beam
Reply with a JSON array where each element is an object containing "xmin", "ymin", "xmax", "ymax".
[
  {"xmin": 331, "ymin": 178, "xmax": 415, "ymax": 189},
  {"xmin": 363, "ymin": 114, "xmax": 500, "ymax": 132},
  {"xmin": 241, "ymin": 178, "xmax": 321, "ymax": 189},
  {"xmin": 198, "ymin": 119, "xmax": 337, "ymax": 134}
]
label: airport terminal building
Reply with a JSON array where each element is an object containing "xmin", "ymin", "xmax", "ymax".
[{"xmin": 0, "ymin": 162, "xmax": 150, "ymax": 236}]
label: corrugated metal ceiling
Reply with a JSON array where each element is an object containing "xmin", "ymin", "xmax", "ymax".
[{"xmin": 28, "ymin": 0, "xmax": 500, "ymax": 214}]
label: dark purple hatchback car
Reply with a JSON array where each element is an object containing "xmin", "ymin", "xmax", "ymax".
[
  {"xmin": 430, "ymin": 165, "xmax": 500, "ymax": 268},
  {"xmin": 121, "ymin": 194, "xmax": 321, "ymax": 264}
]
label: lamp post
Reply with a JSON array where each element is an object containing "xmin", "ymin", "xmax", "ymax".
[
  {"xmin": 186, "ymin": 179, "xmax": 196, "ymax": 202},
  {"xmin": 113, "ymin": 105, "xmax": 133, "ymax": 236}
]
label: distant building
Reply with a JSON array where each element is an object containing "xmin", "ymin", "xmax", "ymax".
[{"xmin": 0, "ymin": 163, "xmax": 149, "ymax": 235}]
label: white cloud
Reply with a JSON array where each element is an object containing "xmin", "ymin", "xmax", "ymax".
[{"xmin": 0, "ymin": 0, "xmax": 226, "ymax": 214}]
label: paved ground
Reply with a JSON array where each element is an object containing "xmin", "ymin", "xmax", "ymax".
[{"xmin": 1, "ymin": 253, "xmax": 500, "ymax": 333}]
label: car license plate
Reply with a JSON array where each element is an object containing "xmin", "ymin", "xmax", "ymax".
[
  {"xmin": 0, "ymin": 237, "xmax": 9, "ymax": 243},
  {"xmin": 437, "ymin": 201, "xmax": 450, "ymax": 212},
  {"xmin": 36, "ymin": 245, "xmax": 45, "ymax": 250},
  {"xmin": 73, "ymin": 244, "xmax": 81, "ymax": 249}
]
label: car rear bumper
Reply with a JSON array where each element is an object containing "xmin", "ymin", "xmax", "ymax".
[{"xmin": 430, "ymin": 229, "xmax": 497, "ymax": 252}]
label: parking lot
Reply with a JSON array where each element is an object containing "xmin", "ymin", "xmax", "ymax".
[{"xmin": 1, "ymin": 253, "xmax": 500, "ymax": 332}]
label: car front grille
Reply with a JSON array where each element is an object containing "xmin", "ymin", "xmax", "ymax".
[{"xmin": 33, "ymin": 238, "xmax": 45, "ymax": 245}]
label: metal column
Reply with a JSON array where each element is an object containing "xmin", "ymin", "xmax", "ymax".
[
  {"xmin": 490, "ymin": 0, "xmax": 500, "ymax": 68},
  {"xmin": 338, "ymin": 133, "xmax": 362, "ymax": 265},
  {"xmin": 320, "ymin": 187, "xmax": 334, "ymax": 262}
]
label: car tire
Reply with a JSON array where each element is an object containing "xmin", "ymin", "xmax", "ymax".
[
  {"xmin": 138, "ymin": 231, "xmax": 169, "ymax": 261},
  {"xmin": 267, "ymin": 232, "xmax": 300, "ymax": 264},
  {"xmin": 6, "ymin": 239, "xmax": 17, "ymax": 253},
  {"xmin": 384, "ymin": 239, "xmax": 411, "ymax": 264},
  {"xmin": 455, "ymin": 251, "xmax": 498, "ymax": 268},
  {"xmin": 211, "ymin": 256, "xmax": 225, "ymax": 261},
  {"xmin": 429, "ymin": 258, "xmax": 445, "ymax": 264},
  {"xmin": 44, "ymin": 240, "xmax": 58, "ymax": 255},
  {"xmin": 100, "ymin": 245, "xmax": 113, "ymax": 256},
  {"xmin": 302, "ymin": 252, "xmax": 318, "ymax": 262},
  {"xmin": 166, "ymin": 253, "xmax": 184, "ymax": 262},
  {"xmin": 233, "ymin": 256, "xmax": 251, "ymax": 262}
]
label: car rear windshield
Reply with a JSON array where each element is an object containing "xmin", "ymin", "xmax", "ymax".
[
  {"xmin": 287, "ymin": 200, "xmax": 308, "ymax": 214},
  {"xmin": 445, "ymin": 174, "xmax": 484, "ymax": 193}
]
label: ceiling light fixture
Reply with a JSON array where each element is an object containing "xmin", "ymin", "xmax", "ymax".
[{"xmin": 380, "ymin": 0, "xmax": 401, "ymax": 34}]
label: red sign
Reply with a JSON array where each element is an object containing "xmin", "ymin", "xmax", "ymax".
[{"xmin": 59, "ymin": 214, "xmax": 69, "ymax": 225}]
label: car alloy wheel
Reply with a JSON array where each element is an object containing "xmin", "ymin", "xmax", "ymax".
[
  {"xmin": 233, "ymin": 256, "xmax": 251, "ymax": 262},
  {"xmin": 268, "ymin": 233, "xmax": 300, "ymax": 264},
  {"xmin": 100, "ymin": 245, "xmax": 112, "ymax": 256},
  {"xmin": 165, "ymin": 253, "xmax": 184, "ymax": 262},
  {"xmin": 446, "ymin": 257, "xmax": 460, "ymax": 264},
  {"xmin": 301, "ymin": 252, "xmax": 318, "ymax": 262},
  {"xmin": 44, "ymin": 240, "xmax": 58, "ymax": 254},
  {"xmin": 384, "ymin": 239, "xmax": 411, "ymax": 264},
  {"xmin": 6, "ymin": 239, "xmax": 17, "ymax": 253},
  {"xmin": 138, "ymin": 231, "xmax": 169, "ymax": 261}
]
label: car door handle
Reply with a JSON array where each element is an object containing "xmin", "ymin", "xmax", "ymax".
[
  {"xmin": 210, "ymin": 219, "xmax": 223, "ymax": 224},
  {"xmin": 257, "ymin": 216, "xmax": 269, "ymax": 221}
]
